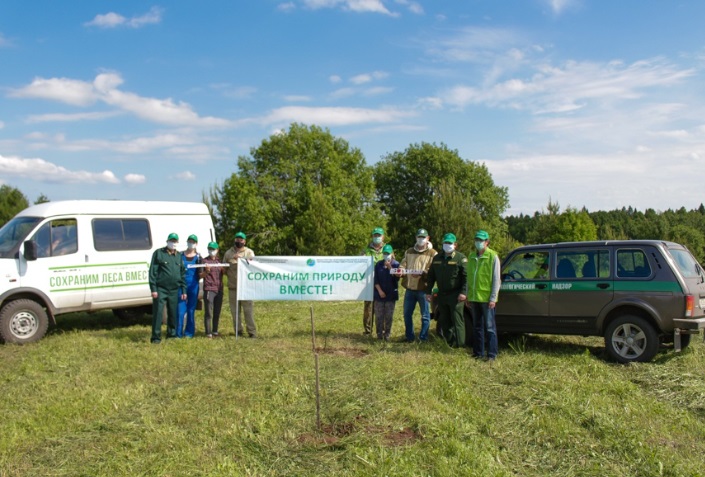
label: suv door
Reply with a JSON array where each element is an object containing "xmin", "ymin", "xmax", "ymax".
[
  {"xmin": 497, "ymin": 249, "xmax": 550, "ymax": 332},
  {"xmin": 549, "ymin": 248, "xmax": 613, "ymax": 334}
]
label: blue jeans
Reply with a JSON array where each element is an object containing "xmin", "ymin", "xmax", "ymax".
[
  {"xmin": 403, "ymin": 289, "xmax": 430, "ymax": 341},
  {"xmin": 471, "ymin": 301, "xmax": 498, "ymax": 358},
  {"xmin": 177, "ymin": 284, "xmax": 199, "ymax": 338}
]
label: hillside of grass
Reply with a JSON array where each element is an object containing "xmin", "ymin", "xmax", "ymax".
[{"xmin": 1, "ymin": 297, "xmax": 704, "ymax": 477}]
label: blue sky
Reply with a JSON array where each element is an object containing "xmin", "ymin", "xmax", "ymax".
[{"xmin": 2, "ymin": 0, "xmax": 705, "ymax": 215}]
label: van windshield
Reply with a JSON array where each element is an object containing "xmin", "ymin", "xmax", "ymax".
[
  {"xmin": 669, "ymin": 248, "xmax": 701, "ymax": 278},
  {"xmin": 0, "ymin": 216, "xmax": 42, "ymax": 258}
]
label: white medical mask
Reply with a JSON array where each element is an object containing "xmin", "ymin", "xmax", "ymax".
[
  {"xmin": 372, "ymin": 236, "xmax": 382, "ymax": 245},
  {"xmin": 208, "ymin": 249, "xmax": 218, "ymax": 257},
  {"xmin": 443, "ymin": 243, "xmax": 455, "ymax": 254},
  {"xmin": 416, "ymin": 237, "xmax": 427, "ymax": 247},
  {"xmin": 167, "ymin": 241, "xmax": 177, "ymax": 251},
  {"xmin": 187, "ymin": 242, "xmax": 196, "ymax": 250},
  {"xmin": 475, "ymin": 240, "xmax": 485, "ymax": 251}
]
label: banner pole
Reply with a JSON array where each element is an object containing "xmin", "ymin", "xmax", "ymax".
[{"xmin": 310, "ymin": 306, "xmax": 321, "ymax": 431}]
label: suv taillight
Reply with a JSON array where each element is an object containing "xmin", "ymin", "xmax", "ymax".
[{"xmin": 685, "ymin": 295, "xmax": 694, "ymax": 317}]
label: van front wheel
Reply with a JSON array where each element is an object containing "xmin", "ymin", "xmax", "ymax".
[
  {"xmin": 0, "ymin": 299, "xmax": 49, "ymax": 344},
  {"xmin": 604, "ymin": 315, "xmax": 659, "ymax": 363}
]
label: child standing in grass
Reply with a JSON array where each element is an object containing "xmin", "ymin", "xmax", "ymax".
[{"xmin": 374, "ymin": 244, "xmax": 400, "ymax": 341}]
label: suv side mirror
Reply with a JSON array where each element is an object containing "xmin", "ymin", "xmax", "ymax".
[{"xmin": 23, "ymin": 240, "xmax": 38, "ymax": 261}]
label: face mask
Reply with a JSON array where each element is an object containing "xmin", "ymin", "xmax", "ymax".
[
  {"xmin": 475, "ymin": 241, "xmax": 485, "ymax": 251},
  {"xmin": 443, "ymin": 244, "xmax": 455, "ymax": 254},
  {"xmin": 187, "ymin": 242, "xmax": 196, "ymax": 250},
  {"xmin": 372, "ymin": 236, "xmax": 382, "ymax": 245},
  {"xmin": 416, "ymin": 237, "xmax": 427, "ymax": 247},
  {"xmin": 383, "ymin": 254, "xmax": 391, "ymax": 262},
  {"xmin": 235, "ymin": 241, "xmax": 244, "ymax": 249},
  {"xmin": 208, "ymin": 249, "xmax": 218, "ymax": 257},
  {"xmin": 167, "ymin": 241, "xmax": 177, "ymax": 251}
]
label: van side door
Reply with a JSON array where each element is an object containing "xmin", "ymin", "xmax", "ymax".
[
  {"xmin": 22, "ymin": 218, "xmax": 87, "ymax": 309},
  {"xmin": 549, "ymin": 248, "xmax": 613, "ymax": 334},
  {"xmin": 497, "ymin": 250, "xmax": 551, "ymax": 332}
]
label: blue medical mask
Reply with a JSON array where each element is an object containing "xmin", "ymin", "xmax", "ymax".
[
  {"xmin": 372, "ymin": 236, "xmax": 383, "ymax": 245},
  {"xmin": 167, "ymin": 241, "xmax": 177, "ymax": 251},
  {"xmin": 383, "ymin": 253, "xmax": 391, "ymax": 262},
  {"xmin": 443, "ymin": 243, "xmax": 455, "ymax": 254},
  {"xmin": 475, "ymin": 240, "xmax": 485, "ymax": 251}
]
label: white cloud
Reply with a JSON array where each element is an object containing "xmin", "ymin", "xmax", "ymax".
[
  {"xmin": 0, "ymin": 154, "xmax": 120, "ymax": 184},
  {"xmin": 210, "ymin": 84, "xmax": 258, "ymax": 100},
  {"xmin": 174, "ymin": 171, "xmax": 196, "ymax": 181},
  {"xmin": 0, "ymin": 33, "xmax": 12, "ymax": 48},
  {"xmin": 85, "ymin": 7, "xmax": 164, "ymax": 29},
  {"xmin": 362, "ymin": 86, "xmax": 394, "ymax": 96},
  {"xmin": 544, "ymin": 0, "xmax": 580, "ymax": 15},
  {"xmin": 256, "ymin": 106, "xmax": 415, "ymax": 126},
  {"xmin": 329, "ymin": 75, "xmax": 342, "ymax": 84},
  {"xmin": 26, "ymin": 111, "xmax": 121, "ymax": 123},
  {"xmin": 0, "ymin": 120, "xmax": 4, "ymax": 129},
  {"xmin": 329, "ymin": 87, "xmax": 356, "ymax": 99},
  {"xmin": 277, "ymin": 2, "xmax": 296, "ymax": 12},
  {"xmin": 350, "ymin": 71, "xmax": 388, "ymax": 85},
  {"xmin": 11, "ymin": 73, "xmax": 232, "ymax": 128},
  {"xmin": 124, "ymin": 173, "xmax": 146, "ymax": 184},
  {"xmin": 302, "ymin": 0, "xmax": 395, "ymax": 15},
  {"xmin": 425, "ymin": 26, "xmax": 524, "ymax": 64},
  {"xmin": 395, "ymin": 0, "xmax": 423, "ymax": 14}
]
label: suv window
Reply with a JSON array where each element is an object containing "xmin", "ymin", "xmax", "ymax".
[
  {"xmin": 92, "ymin": 219, "xmax": 152, "ymax": 251},
  {"xmin": 556, "ymin": 250, "xmax": 609, "ymax": 279},
  {"xmin": 30, "ymin": 219, "xmax": 78, "ymax": 258},
  {"xmin": 501, "ymin": 251, "xmax": 550, "ymax": 280},
  {"xmin": 669, "ymin": 249, "xmax": 700, "ymax": 278},
  {"xmin": 617, "ymin": 249, "xmax": 651, "ymax": 278}
]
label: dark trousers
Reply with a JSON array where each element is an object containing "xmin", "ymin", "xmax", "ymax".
[
  {"xmin": 204, "ymin": 289, "xmax": 223, "ymax": 335},
  {"xmin": 436, "ymin": 297, "xmax": 466, "ymax": 347},
  {"xmin": 151, "ymin": 287, "xmax": 179, "ymax": 342}
]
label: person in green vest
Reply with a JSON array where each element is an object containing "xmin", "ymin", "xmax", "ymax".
[
  {"xmin": 467, "ymin": 230, "xmax": 501, "ymax": 360},
  {"xmin": 425, "ymin": 233, "xmax": 467, "ymax": 347},
  {"xmin": 361, "ymin": 227, "xmax": 386, "ymax": 335}
]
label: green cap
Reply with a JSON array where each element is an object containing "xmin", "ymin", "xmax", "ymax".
[
  {"xmin": 416, "ymin": 228, "xmax": 428, "ymax": 237},
  {"xmin": 475, "ymin": 230, "xmax": 490, "ymax": 240},
  {"xmin": 207, "ymin": 241, "xmax": 219, "ymax": 250},
  {"xmin": 187, "ymin": 234, "xmax": 198, "ymax": 243},
  {"xmin": 372, "ymin": 227, "xmax": 384, "ymax": 236},
  {"xmin": 382, "ymin": 244, "xmax": 393, "ymax": 254},
  {"xmin": 235, "ymin": 232, "xmax": 246, "ymax": 239},
  {"xmin": 442, "ymin": 233, "xmax": 457, "ymax": 243},
  {"xmin": 167, "ymin": 233, "xmax": 179, "ymax": 241}
]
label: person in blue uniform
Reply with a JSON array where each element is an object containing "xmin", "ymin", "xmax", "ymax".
[{"xmin": 177, "ymin": 234, "xmax": 202, "ymax": 338}]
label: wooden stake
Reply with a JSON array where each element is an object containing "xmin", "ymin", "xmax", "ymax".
[{"xmin": 310, "ymin": 306, "xmax": 321, "ymax": 431}]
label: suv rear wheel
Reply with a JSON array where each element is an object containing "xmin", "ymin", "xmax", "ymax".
[{"xmin": 605, "ymin": 315, "xmax": 659, "ymax": 363}]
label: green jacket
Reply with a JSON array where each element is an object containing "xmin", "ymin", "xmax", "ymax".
[
  {"xmin": 467, "ymin": 247, "xmax": 501, "ymax": 303},
  {"xmin": 149, "ymin": 247, "xmax": 187, "ymax": 292},
  {"xmin": 426, "ymin": 251, "xmax": 468, "ymax": 301},
  {"xmin": 362, "ymin": 243, "xmax": 385, "ymax": 263}
]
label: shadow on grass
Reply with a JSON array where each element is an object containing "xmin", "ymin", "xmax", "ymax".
[{"xmin": 48, "ymin": 310, "xmax": 152, "ymax": 342}]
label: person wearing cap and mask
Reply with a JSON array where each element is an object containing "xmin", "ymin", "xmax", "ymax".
[
  {"xmin": 467, "ymin": 230, "xmax": 501, "ymax": 360},
  {"xmin": 361, "ymin": 227, "xmax": 386, "ymax": 335},
  {"xmin": 200, "ymin": 242, "xmax": 225, "ymax": 338},
  {"xmin": 223, "ymin": 232, "xmax": 257, "ymax": 337},
  {"xmin": 177, "ymin": 234, "xmax": 203, "ymax": 338},
  {"xmin": 148, "ymin": 233, "xmax": 187, "ymax": 343},
  {"xmin": 398, "ymin": 228, "xmax": 437, "ymax": 342},
  {"xmin": 373, "ymin": 244, "xmax": 400, "ymax": 341},
  {"xmin": 425, "ymin": 233, "xmax": 468, "ymax": 347}
]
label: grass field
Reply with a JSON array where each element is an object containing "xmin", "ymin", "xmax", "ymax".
[{"xmin": 1, "ymin": 296, "xmax": 705, "ymax": 477}]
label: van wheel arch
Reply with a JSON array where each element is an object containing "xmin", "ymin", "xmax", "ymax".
[{"xmin": 0, "ymin": 299, "xmax": 50, "ymax": 344}]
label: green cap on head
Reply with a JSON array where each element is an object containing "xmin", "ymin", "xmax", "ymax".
[
  {"xmin": 416, "ymin": 228, "xmax": 428, "ymax": 237},
  {"xmin": 372, "ymin": 227, "xmax": 384, "ymax": 236},
  {"xmin": 207, "ymin": 242, "xmax": 219, "ymax": 250},
  {"xmin": 235, "ymin": 232, "xmax": 246, "ymax": 239},
  {"xmin": 187, "ymin": 234, "xmax": 198, "ymax": 243},
  {"xmin": 382, "ymin": 244, "xmax": 393, "ymax": 254},
  {"xmin": 475, "ymin": 230, "xmax": 490, "ymax": 241},
  {"xmin": 167, "ymin": 233, "xmax": 179, "ymax": 241},
  {"xmin": 442, "ymin": 233, "xmax": 457, "ymax": 243}
]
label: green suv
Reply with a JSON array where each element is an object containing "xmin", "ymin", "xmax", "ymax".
[{"xmin": 498, "ymin": 240, "xmax": 705, "ymax": 363}]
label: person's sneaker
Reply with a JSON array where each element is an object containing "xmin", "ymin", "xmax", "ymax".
[
  {"xmin": 383, "ymin": 336, "xmax": 390, "ymax": 342},
  {"xmin": 206, "ymin": 334, "xmax": 213, "ymax": 339},
  {"xmin": 212, "ymin": 332, "xmax": 219, "ymax": 337}
]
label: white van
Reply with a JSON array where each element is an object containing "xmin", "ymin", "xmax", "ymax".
[{"xmin": 0, "ymin": 200, "xmax": 216, "ymax": 344}]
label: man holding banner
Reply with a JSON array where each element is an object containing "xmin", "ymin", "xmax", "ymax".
[{"xmin": 224, "ymin": 232, "xmax": 257, "ymax": 338}]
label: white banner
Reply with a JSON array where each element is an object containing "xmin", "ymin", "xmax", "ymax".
[{"xmin": 236, "ymin": 256, "xmax": 374, "ymax": 301}]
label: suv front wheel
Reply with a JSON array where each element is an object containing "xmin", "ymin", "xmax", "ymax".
[{"xmin": 605, "ymin": 315, "xmax": 659, "ymax": 363}]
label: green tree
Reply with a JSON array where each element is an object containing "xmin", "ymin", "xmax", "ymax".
[
  {"xmin": 0, "ymin": 185, "xmax": 30, "ymax": 227},
  {"xmin": 527, "ymin": 200, "xmax": 597, "ymax": 244},
  {"xmin": 34, "ymin": 194, "xmax": 50, "ymax": 204},
  {"xmin": 374, "ymin": 142, "xmax": 509, "ymax": 247},
  {"xmin": 211, "ymin": 123, "xmax": 384, "ymax": 255}
]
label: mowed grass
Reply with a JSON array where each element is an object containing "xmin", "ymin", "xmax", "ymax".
[{"xmin": 1, "ymin": 295, "xmax": 705, "ymax": 477}]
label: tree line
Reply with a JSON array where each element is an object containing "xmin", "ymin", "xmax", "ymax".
[{"xmin": 3, "ymin": 123, "xmax": 704, "ymax": 262}]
